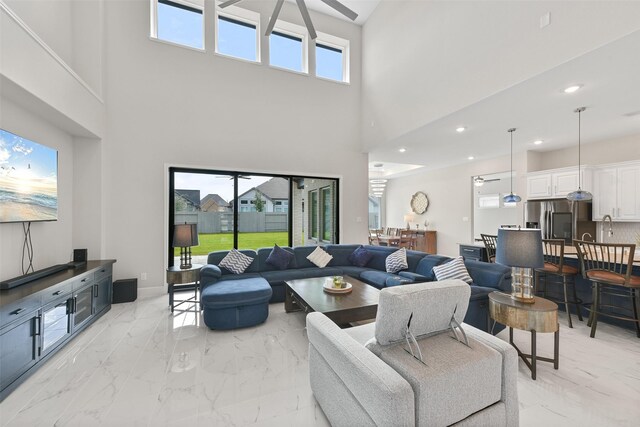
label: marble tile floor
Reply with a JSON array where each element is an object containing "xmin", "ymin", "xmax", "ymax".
[{"xmin": 1, "ymin": 290, "xmax": 639, "ymax": 427}]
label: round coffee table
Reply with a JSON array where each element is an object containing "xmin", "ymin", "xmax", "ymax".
[{"xmin": 488, "ymin": 292, "xmax": 559, "ymax": 380}]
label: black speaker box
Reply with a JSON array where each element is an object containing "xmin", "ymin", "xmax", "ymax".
[
  {"xmin": 73, "ymin": 249, "xmax": 88, "ymax": 263},
  {"xmin": 113, "ymin": 278, "xmax": 137, "ymax": 303}
]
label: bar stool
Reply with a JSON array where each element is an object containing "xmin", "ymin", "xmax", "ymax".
[
  {"xmin": 481, "ymin": 234, "xmax": 498, "ymax": 263},
  {"xmin": 534, "ymin": 239, "xmax": 583, "ymax": 328},
  {"xmin": 574, "ymin": 240, "xmax": 640, "ymax": 338}
]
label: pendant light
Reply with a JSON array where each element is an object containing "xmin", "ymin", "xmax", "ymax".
[
  {"xmin": 503, "ymin": 128, "xmax": 521, "ymax": 203},
  {"xmin": 567, "ymin": 107, "xmax": 593, "ymax": 201}
]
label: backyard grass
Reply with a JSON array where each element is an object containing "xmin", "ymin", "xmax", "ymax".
[{"xmin": 174, "ymin": 232, "xmax": 289, "ymax": 256}]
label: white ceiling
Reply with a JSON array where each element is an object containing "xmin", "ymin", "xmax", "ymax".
[
  {"xmin": 369, "ymin": 29, "xmax": 640, "ymax": 176},
  {"xmin": 285, "ymin": 0, "xmax": 381, "ymax": 25}
]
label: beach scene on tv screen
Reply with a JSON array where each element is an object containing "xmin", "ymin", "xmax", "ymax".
[{"xmin": 0, "ymin": 129, "xmax": 58, "ymax": 222}]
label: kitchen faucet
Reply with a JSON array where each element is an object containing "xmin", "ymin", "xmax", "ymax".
[
  {"xmin": 581, "ymin": 232, "xmax": 593, "ymax": 241},
  {"xmin": 601, "ymin": 214, "xmax": 613, "ymax": 242}
]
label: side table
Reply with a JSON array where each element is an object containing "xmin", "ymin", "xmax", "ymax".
[
  {"xmin": 166, "ymin": 264, "xmax": 202, "ymax": 312},
  {"xmin": 488, "ymin": 292, "xmax": 559, "ymax": 380}
]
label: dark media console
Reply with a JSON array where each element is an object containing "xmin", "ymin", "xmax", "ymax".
[{"xmin": 0, "ymin": 260, "xmax": 116, "ymax": 401}]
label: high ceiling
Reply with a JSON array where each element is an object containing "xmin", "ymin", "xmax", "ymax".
[{"xmin": 285, "ymin": 0, "xmax": 381, "ymax": 25}]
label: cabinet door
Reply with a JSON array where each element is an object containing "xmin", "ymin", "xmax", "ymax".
[
  {"xmin": 553, "ymin": 171, "xmax": 579, "ymax": 197},
  {"xmin": 94, "ymin": 276, "xmax": 112, "ymax": 315},
  {"xmin": 72, "ymin": 284, "xmax": 94, "ymax": 332},
  {"xmin": 617, "ymin": 165, "xmax": 640, "ymax": 220},
  {"xmin": 0, "ymin": 314, "xmax": 38, "ymax": 391},
  {"xmin": 41, "ymin": 297, "xmax": 72, "ymax": 357},
  {"xmin": 592, "ymin": 168, "xmax": 617, "ymax": 220},
  {"xmin": 527, "ymin": 175, "xmax": 552, "ymax": 199}
]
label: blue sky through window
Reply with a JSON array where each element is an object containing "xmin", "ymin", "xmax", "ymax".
[
  {"xmin": 217, "ymin": 16, "xmax": 257, "ymax": 61},
  {"xmin": 157, "ymin": 1, "xmax": 203, "ymax": 50},
  {"xmin": 316, "ymin": 44, "xmax": 343, "ymax": 81},
  {"xmin": 270, "ymin": 32, "xmax": 303, "ymax": 72}
]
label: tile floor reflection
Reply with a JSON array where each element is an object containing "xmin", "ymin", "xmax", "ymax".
[{"xmin": 1, "ymin": 290, "xmax": 639, "ymax": 426}]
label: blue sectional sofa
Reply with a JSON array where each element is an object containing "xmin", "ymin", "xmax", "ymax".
[{"xmin": 200, "ymin": 244, "xmax": 512, "ymax": 332}]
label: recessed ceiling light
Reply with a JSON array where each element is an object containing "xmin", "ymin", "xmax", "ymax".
[
  {"xmin": 371, "ymin": 185, "xmax": 386, "ymax": 189},
  {"xmin": 373, "ymin": 193, "xmax": 383, "ymax": 197},
  {"xmin": 468, "ymin": 156, "xmax": 474, "ymax": 160},
  {"xmin": 456, "ymin": 127, "xmax": 466, "ymax": 133},
  {"xmin": 398, "ymin": 148, "xmax": 407, "ymax": 153},
  {"xmin": 370, "ymin": 179, "xmax": 387, "ymax": 184},
  {"xmin": 564, "ymin": 85, "xmax": 582, "ymax": 93},
  {"xmin": 534, "ymin": 140, "xmax": 543, "ymax": 145}
]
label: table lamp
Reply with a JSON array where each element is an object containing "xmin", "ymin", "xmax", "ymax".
[
  {"xmin": 403, "ymin": 213, "xmax": 415, "ymax": 229},
  {"xmin": 173, "ymin": 223, "xmax": 199, "ymax": 269},
  {"xmin": 495, "ymin": 228, "xmax": 543, "ymax": 303}
]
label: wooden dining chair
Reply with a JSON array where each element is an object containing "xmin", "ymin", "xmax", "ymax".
[
  {"xmin": 398, "ymin": 230, "xmax": 417, "ymax": 250},
  {"xmin": 368, "ymin": 229, "xmax": 381, "ymax": 245},
  {"xmin": 574, "ymin": 240, "xmax": 640, "ymax": 338},
  {"xmin": 481, "ymin": 234, "xmax": 498, "ymax": 263},
  {"xmin": 535, "ymin": 239, "xmax": 583, "ymax": 328}
]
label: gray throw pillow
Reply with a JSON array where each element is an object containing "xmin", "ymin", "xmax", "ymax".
[
  {"xmin": 432, "ymin": 256, "xmax": 473, "ymax": 284},
  {"xmin": 219, "ymin": 249, "xmax": 254, "ymax": 274}
]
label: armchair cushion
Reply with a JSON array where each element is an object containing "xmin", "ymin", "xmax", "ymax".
[{"xmin": 373, "ymin": 280, "xmax": 470, "ymax": 346}]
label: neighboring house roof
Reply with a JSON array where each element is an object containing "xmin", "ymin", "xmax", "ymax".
[
  {"xmin": 201, "ymin": 193, "xmax": 228, "ymax": 208},
  {"xmin": 255, "ymin": 177, "xmax": 289, "ymax": 200},
  {"xmin": 236, "ymin": 177, "xmax": 289, "ymax": 201},
  {"xmin": 175, "ymin": 189, "xmax": 201, "ymax": 210}
]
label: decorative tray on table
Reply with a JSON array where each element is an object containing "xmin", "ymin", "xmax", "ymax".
[{"xmin": 323, "ymin": 281, "xmax": 353, "ymax": 294}]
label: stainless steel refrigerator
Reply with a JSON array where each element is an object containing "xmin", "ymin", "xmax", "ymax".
[{"xmin": 524, "ymin": 199, "xmax": 596, "ymax": 244}]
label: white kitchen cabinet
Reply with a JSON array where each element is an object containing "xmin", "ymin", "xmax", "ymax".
[
  {"xmin": 527, "ymin": 168, "xmax": 587, "ymax": 199},
  {"xmin": 592, "ymin": 163, "xmax": 640, "ymax": 221},
  {"xmin": 527, "ymin": 174, "xmax": 552, "ymax": 199},
  {"xmin": 553, "ymin": 171, "xmax": 580, "ymax": 197}
]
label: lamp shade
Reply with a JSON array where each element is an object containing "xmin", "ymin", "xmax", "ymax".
[
  {"xmin": 172, "ymin": 223, "xmax": 199, "ymax": 247},
  {"xmin": 495, "ymin": 228, "xmax": 543, "ymax": 269},
  {"xmin": 403, "ymin": 213, "xmax": 414, "ymax": 223}
]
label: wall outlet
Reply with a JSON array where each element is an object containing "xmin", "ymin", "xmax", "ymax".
[
  {"xmin": 141, "ymin": 272, "xmax": 147, "ymax": 281},
  {"xmin": 540, "ymin": 12, "xmax": 550, "ymax": 28},
  {"xmin": 462, "ymin": 217, "xmax": 469, "ymax": 222}
]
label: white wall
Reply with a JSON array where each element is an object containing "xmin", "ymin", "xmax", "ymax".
[
  {"xmin": 4, "ymin": 0, "xmax": 104, "ymax": 98},
  {"xmin": 102, "ymin": 0, "xmax": 367, "ymax": 287},
  {"xmin": 384, "ymin": 153, "xmax": 527, "ymax": 257},
  {"xmin": 534, "ymin": 133, "xmax": 640, "ymax": 170},
  {"xmin": 0, "ymin": 99, "xmax": 75, "ymax": 279}
]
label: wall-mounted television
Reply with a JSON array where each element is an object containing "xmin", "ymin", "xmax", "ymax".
[{"xmin": 0, "ymin": 129, "xmax": 58, "ymax": 223}]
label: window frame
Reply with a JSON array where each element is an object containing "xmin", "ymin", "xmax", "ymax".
[
  {"xmin": 309, "ymin": 190, "xmax": 319, "ymax": 239},
  {"xmin": 315, "ymin": 31, "xmax": 350, "ymax": 83},
  {"xmin": 214, "ymin": 5, "xmax": 261, "ymax": 63},
  {"xmin": 269, "ymin": 20, "xmax": 308, "ymax": 74},
  {"xmin": 320, "ymin": 186, "xmax": 332, "ymax": 242},
  {"xmin": 150, "ymin": 0, "xmax": 205, "ymax": 51}
]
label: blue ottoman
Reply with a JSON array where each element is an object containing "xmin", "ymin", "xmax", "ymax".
[{"xmin": 201, "ymin": 278, "xmax": 273, "ymax": 330}]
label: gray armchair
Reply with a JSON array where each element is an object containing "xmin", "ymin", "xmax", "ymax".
[{"xmin": 307, "ymin": 280, "xmax": 519, "ymax": 426}]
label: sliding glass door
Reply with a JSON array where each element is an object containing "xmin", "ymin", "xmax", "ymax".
[{"xmin": 168, "ymin": 168, "xmax": 338, "ymax": 267}]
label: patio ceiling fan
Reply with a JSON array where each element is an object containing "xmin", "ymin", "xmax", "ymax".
[{"xmin": 218, "ymin": 0, "xmax": 358, "ymax": 40}]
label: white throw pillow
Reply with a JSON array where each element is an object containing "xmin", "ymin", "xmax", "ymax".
[
  {"xmin": 307, "ymin": 246, "xmax": 333, "ymax": 268},
  {"xmin": 219, "ymin": 249, "xmax": 254, "ymax": 274},
  {"xmin": 432, "ymin": 256, "xmax": 473, "ymax": 284},
  {"xmin": 385, "ymin": 248, "xmax": 408, "ymax": 273}
]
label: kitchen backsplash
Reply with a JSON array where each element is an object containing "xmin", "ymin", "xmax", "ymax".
[{"xmin": 596, "ymin": 221, "xmax": 640, "ymax": 245}]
